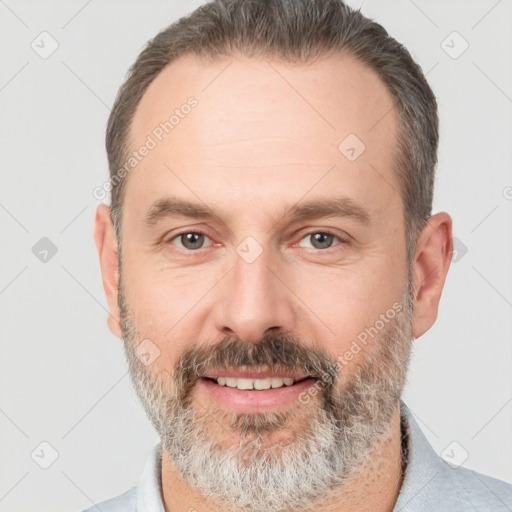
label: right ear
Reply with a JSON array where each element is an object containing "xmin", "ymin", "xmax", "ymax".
[{"xmin": 94, "ymin": 204, "xmax": 122, "ymax": 338}]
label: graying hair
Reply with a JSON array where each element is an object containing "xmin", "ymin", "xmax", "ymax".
[{"xmin": 106, "ymin": 0, "xmax": 438, "ymax": 266}]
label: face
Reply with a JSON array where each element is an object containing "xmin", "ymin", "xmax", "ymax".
[
  {"xmin": 103, "ymin": 52, "xmax": 421, "ymax": 511},
  {"xmin": 120, "ymin": 279, "xmax": 414, "ymax": 511}
]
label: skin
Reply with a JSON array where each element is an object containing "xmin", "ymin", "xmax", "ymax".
[{"xmin": 95, "ymin": 52, "xmax": 453, "ymax": 511}]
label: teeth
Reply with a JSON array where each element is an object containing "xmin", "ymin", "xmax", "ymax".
[
  {"xmin": 237, "ymin": 378, "xmax": 254, "ymax": 390},
  {"xmin": 215, "ymin": 377, "xmax": 296, "ymax": 390},
  {"xmin": 254, "ymin": 378, "xmax": 272, "ymax": 390}
]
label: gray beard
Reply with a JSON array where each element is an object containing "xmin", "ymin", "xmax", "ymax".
[{"xmin": 119, "ymin": 278, "xmax": 414, "ymax": 512}]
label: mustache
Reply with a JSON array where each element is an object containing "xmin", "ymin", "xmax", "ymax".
[{"xmin": 173, "ymin": 332, "xmax": 340, "ymax": 401}]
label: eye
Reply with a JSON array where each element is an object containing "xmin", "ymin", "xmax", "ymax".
[
  {"xmin": 297, "ymin": 231, "xmax": 344, "ymax": 250},
  {"xmin": 168, "ymin": 231, "xmax": 213, "ymax": 251}
]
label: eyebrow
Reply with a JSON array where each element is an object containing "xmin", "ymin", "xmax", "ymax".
[{"xmin": 143, "ymin": 196, "xmax": 371, "ymax": 228}]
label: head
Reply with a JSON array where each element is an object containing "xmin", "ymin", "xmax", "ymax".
[{"xmin": 94, "ymin": 1, "xmax": 453, "ymax": 511}]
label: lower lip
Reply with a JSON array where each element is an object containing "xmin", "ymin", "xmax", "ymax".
[{"xmin": 199, "ymin": 377, "xmax": 317, "ymax": 413}]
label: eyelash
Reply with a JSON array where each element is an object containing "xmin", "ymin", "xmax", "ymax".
[{"xmin": 165, "ymin": 229, "xmax": 347, "ymax": 253}]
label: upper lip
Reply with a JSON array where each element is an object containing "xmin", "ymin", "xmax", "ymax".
[{"xmin": 202, "ymin": 367, "xmax": 311, "ymax": 380}]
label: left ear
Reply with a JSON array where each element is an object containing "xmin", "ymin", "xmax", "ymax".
[
  {"xmin": 94, "ymin": 203, "xmax": 122, "ymax": 339},
  {"xmin": 411, "ymin": 212, "xmax": 453, "ymax": 339}
]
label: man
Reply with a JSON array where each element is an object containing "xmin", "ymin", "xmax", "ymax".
[{"xmin": 91, "ymin": 0, "xmax": 512, "ymax": 511}]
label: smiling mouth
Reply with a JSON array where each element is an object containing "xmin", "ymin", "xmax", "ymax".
[
  {"xmin": 198, "ymin": 369, "xmax": 318, "ymax": 412},
  {"xmin": 201, "ymin": 375, "xmax": 314, "ymax": 390}
]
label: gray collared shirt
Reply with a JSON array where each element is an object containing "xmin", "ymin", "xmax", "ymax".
[{"xmin": 84, "ymin": 400, "xmax": 512, "ymax": 511}]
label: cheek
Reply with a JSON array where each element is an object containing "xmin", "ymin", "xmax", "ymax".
[
  {"xmin": 120, "ymin": 256, "xmax": 218, "ymax": 366},
  {"xmin": 290, "ymin": 261, "xmax": 403, "ymax": 358}
]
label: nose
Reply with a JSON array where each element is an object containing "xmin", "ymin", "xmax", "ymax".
[{"xmin": 213, "ymin": 246, "xmax": 297, "ymax": 343}]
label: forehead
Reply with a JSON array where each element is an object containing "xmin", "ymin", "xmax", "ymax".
[{"xmin": 125, "ymin": 51, "xmax": 401, "ymax": 229}]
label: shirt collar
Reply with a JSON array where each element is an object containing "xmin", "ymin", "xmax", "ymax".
[
  {"xmin": 394, "ymin": 400, "xmax": 447, "ymax": 510},
  {"xmin": 136, "ymin": 441, "xmax": 165, "ymax": 512}
]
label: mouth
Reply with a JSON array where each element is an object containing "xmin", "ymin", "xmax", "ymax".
[
  {"xmin": 198, "ymin": 368, "xmax": 317, "ymax": 412},
  {"xmin": 202, "ymin": 375, "xmax": 312, "ymax": 390}
]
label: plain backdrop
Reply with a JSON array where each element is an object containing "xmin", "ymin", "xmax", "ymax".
[{"xmin": 1, "ymin": 1, "xmax": 511, "ymax": 511}]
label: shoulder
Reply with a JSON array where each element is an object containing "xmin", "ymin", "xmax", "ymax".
[
  {"xmin": 396, "ymin": 459, "xmax": 512, "ymax": 512},
  {"xmin": 81, "ymin": 486, "xmax": 137, "ymax": 512},
  {"xmin": 396, "ymin": 401, "xmax": 512, "ymax": 511},
  {"xmin": 401, "ymin": 462, "xmax": 512, "ymax": 511},
  {"xmin": 435, "ymin": 464, "xmax": 512, "ymax": 510},
  {"xmin": 80, "ymin": 443, "xmax": 163, "ymax": 512}
]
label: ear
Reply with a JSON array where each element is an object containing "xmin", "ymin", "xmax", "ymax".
[
  {"xmin": 411, "ymin": 212, "xmax": 453, "ymax": 339},
  {"xmin": 94, "ymin": 204, "xmax": 122, "ymax": 338}
]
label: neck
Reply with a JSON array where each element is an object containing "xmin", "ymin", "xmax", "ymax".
[{"xmin": 161, "ymin": 404, "xmax": 405, "ymax": 512}]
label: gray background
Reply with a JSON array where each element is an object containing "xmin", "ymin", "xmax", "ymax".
[{"xmin": 1, "ymin": 1, "xmax": 511, "ymax": 511}]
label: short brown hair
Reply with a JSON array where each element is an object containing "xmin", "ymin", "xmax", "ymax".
[{"xmin": 106, "ymin": 0, "xmax": 438, "ymax": 265}]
